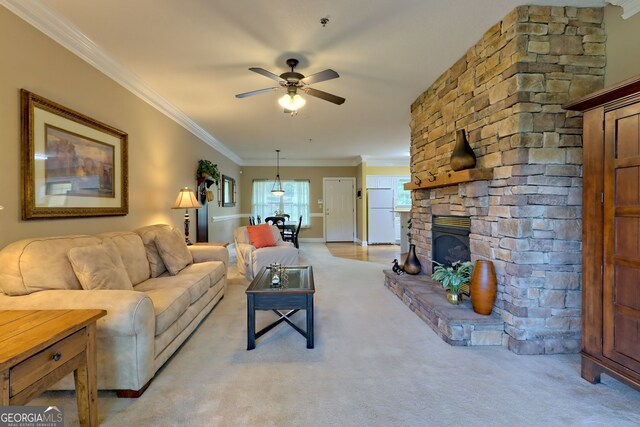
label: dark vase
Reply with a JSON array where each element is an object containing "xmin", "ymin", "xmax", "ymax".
[
  {"xmin": 403, "ymin": 244, "xmax": 422, "ymax": 275},
  {"xmin": 450, "ymin": 129, "xmax": 476, "ymax": 171},
  {"xmin": 470, "ymin": 260, "xmax": 497, "ymax": 315}
]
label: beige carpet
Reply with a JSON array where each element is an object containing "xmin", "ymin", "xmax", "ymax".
[{"xmin": 34, "ymin": 244, "xmax": 640, "ymax": 426}]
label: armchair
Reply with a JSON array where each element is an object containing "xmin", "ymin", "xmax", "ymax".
[{"xmin": 234, "ymin": 225, "xmax": 299, "ymax": 280}]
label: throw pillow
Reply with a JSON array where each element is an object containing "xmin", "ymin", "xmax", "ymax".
[
  {"xmin": 247, "ymin": 224, "xmax": 276, "ymax": 248},
  {"xmin": 68, "ymin": 241, "xmax": 133, "ymax": 291},
  {"xmin": 154, "ymin": 228, "xmax": 193, "ymax": 275}
]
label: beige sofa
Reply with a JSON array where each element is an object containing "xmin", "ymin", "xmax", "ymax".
[
  {"xmin": 0, "ymin": 224, "xmax": 228, "ymax": 397},
  {"xmin": 234, "ymin": 225, "xmax": 299, "ymax": 280}
]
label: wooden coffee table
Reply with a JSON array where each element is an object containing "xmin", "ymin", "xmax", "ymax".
[
  {"xmin": 0, "ymin": 310, "xmax": 106, "ymax": 427},
  {"xmin": 246, "ymin": 266, "xmax": 315, "ymax": 350}
]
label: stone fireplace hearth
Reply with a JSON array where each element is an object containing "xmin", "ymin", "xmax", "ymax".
[{"xmin": 403, "ymin": 6, "xmax": 605, "ymax": 354}]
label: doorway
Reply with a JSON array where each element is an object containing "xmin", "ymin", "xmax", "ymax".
[{"xmin": 323, "ymin": 177, "xmax": 355, "ymax": 242}]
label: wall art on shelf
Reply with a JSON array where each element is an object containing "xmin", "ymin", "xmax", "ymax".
[{"xmin": 21, "ymin": 89, "xmax": 128, "ymax": 219}]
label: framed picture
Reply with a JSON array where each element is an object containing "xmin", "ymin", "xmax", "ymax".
[{"xmin": 21, "ymin": 89, "xmax": 128, "ymax": 219}]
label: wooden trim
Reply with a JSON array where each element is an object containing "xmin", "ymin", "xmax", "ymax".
[
  {"xmin": 614, "ymin": 256, "xmax": 640, "ymax": 269},
  {"xmin": 581, "ymin": 107, "xmax": 605, "ymax": 357},
  {"xmin": 404, "ymin": 168, "xmax": 493, "ymax": 191},
  {"xmin": 615, "ymin": 207, "xmax": 640, "ymax": 216},
  {"xmin": 563, "ymin": 74, "xmax": 640, "ymax": 112},
  {"xmin": 614, "ymin": 156, "xmax": 640, "ymax": 168},
  {"xmin": 115, "ymin": 379, "xmax": 152, "ymax": 398}
]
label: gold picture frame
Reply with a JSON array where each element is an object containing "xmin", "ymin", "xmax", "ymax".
[{"xmin": 21, "ymin": 89, "xmax": 128, "ymax": 219}]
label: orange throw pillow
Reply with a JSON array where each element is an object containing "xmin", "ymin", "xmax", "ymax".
[{"xmin": 247, "ymin": 224, "xmax": 276, "ymax": 248}]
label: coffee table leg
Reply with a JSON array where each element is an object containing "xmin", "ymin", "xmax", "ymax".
[
  {"xmin": 306, "ymin": 294, "xmax": 314, "ymax": 349},
  {"xmin": 74, "ymin": 323, "xmax": 98, "ymax": 427},
  {"xmin": 247, "ymin": 294, "xmax": 256, "ymax": 350}
]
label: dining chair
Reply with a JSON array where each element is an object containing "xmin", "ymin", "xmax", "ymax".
[
  {"xmin": 283, "ymin": 216, "xmax": 302, "ymax": 248},
  {"xmin": 264, "ymin": 216, "xmax": 285, "ymax": 227},
  {"xmin": 256, "ymin": 215, "xmax": 261, "ymax": 224},
  {"xmin": 249, "ymin": 216, "xmax": 255, "ymax": 225}
]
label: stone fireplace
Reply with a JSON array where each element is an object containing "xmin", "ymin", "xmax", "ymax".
[{"xmin": 407, "ymin": 6, "xmax": 605, "ymax": 354}]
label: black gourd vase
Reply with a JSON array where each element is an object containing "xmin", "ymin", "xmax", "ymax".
[
  {"xmin": 403, "ymin": 244, "xmax": 422, "ymax": 275},
  {"xmin": 450, "ymin": 129, "xmax": 476, "ymax": 171}
]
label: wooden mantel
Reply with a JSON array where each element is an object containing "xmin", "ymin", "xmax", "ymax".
[{"xmin": 404, "ymin": 168, "xmax": 494, "ymax": 191}]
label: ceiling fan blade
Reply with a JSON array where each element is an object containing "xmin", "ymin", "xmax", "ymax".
[
  {"xmin": 301, "ymin": 87, "xmax": 346, "ymax": 105},
  {"xmin": 249, "ymin": 67, "xmax": 284, "ymax": 82},
  {"xmin": 300, "ymin": 69, "xmax": 339, "ymax": 85},
  {"xmin": 235, "ymin": 87, "xmax": 277, "ymax": 98}
]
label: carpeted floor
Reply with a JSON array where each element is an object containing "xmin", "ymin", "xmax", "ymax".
[{"xmin": 34, "ymin": 243, "xmax": 640, "ymax": 426}]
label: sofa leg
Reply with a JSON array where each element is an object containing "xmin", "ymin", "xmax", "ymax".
[{"xmin": 115, "ymin": 379, "xmax": 152, "ymax": 398}]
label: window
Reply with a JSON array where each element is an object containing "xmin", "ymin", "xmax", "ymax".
[
  {"xmin": 252, "ymin": 180, "xmax": 310, "ymax": 227},
  {"xmin": 395, "ymin": 177, "xmax": 411, "ymax": 207}
]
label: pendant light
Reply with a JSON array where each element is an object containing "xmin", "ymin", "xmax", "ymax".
[{"xmin": 271, "ymin": 149, "xmax": 285, "ymax": 197}]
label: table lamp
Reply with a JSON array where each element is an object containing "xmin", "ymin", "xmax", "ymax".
[{"xmin": 172, "ymin": 187, "xmax": 202, "ymax": 245}]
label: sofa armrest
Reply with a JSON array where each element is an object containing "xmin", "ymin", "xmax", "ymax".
[
  {"xmin": 235, "ymin": 242, "xmax": 255, "ymax": 261},
  {"xmin": 188, "ymin": 245, "xmax": 229, "ymax": 269},
  {"xmin": 0, "ymin": 290, "xmax": 155, "ymax": 338}
]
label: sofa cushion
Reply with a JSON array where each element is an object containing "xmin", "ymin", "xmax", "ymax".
[
  {"xmin": 0, "ymin": 235, "xmax": 101, "ymax": 296},
  {"xmin": 142, "ymin": 286, "xmax": 191, "ymax": 335},
  {"xmin": 180, "ymin": 261, "xmax": 225, "ymax": 289},
  {"xmin": 68, "ymin": 241, "xmax": 134, "ymax": 291},
  {"xmin": 155, "ymin": 229, "xmax": 193, "ymax": 275},
  {"xmin": 135, "ymin": 224, "xmax": 174, "ymax": 277},
  {"xmin": 247, "ymin": 224, "xmax": 276, "ymax": 248},
  {"xmin": 98, "ymin": 231, "xmax": 151, "ymax": 285},
  {"xmin": 134, "ymin": 266, "xmax": 211, "ymax": 305},
  {"xmin": 251, "ymin": 244, "xmax": 299, "ymax": 277}
]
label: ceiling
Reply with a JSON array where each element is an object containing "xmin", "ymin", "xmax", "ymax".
[{"xmin": 5, "ymin": 0, "xmax": 607, "ymax": 166}]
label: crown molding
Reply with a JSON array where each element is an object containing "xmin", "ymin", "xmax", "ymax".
[
  {"xmin": 608, "ymin": 0, "xmax": 640, "ymax": 18},
  {"xmin": 359, "ymin": 156, "xmax": 410, "ymax": 167},
  {"xmin": 241, "ymin": 157, "xmax": 361, "ymax": 167},
  {"xmin": 0, "ymin": 0, "xmax": 243, "ymax": 165}
]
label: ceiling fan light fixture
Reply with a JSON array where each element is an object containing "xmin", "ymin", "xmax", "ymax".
[{"xmin": 278, "ymin": 93, "xmax": 306, "ymax": 110}]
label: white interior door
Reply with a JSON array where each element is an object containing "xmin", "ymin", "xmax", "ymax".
[{"xmin": 324, "ymin": 178, "xmax": 355, "ymax": 242}]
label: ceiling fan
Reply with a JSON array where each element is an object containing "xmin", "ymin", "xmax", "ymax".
[{"xmin": 235, "ymin": 58, "xmax": 345, "ymax": 111}]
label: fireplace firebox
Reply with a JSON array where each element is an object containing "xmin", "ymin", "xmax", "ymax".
[{"xmin": 432, "ymin": 216, "xmax": 471, "ymax": 292}]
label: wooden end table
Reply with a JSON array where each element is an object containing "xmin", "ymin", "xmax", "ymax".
[
  {"xmin": 0, "ymin": 309, "xmax": 106, "ymax": 427},
  {"xmin": 246, "ymin": 266, "xmax": 315, "ymax": 350}
]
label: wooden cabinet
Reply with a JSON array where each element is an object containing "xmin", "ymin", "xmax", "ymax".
[{"xmin": 564, "ymin": 75, "xmax": 640, "ymax": 392}]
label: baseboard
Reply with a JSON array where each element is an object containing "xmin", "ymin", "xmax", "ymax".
[{"xmin": 355, "ymin": 238, "xmax": 368, "ymax": 247}]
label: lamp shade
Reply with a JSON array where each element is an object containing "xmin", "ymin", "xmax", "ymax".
[{"xmin": 172, "ymin": 187, "xmax": 202, "ymax": 209}]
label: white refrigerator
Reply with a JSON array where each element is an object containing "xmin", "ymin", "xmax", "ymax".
[{"xmin": 367, "ymin": 188, "xmax": 396, "ymax": 244}]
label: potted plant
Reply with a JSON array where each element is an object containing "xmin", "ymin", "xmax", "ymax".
[
  {"xmin": 431, "ymin": 261, "xmax": 474, "ymax": 305},
  {"xmin": 196, "ymin": 160, "xmax": 220, "ymax": 203},
  {"xmin": 196, "ymin": 159, "xmax": 220, "ymax": 185}
]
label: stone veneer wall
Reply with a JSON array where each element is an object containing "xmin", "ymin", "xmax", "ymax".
[{"xmin": 409, "ymin": 6, "xmax": 605, "ymax": 354}]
